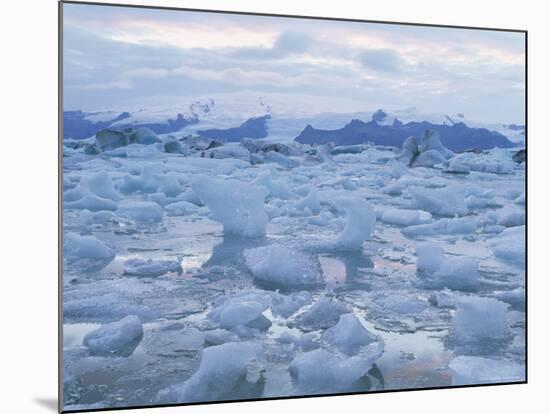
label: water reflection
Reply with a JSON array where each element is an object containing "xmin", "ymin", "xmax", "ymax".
[
  {"xmin": 319, "ymin": 252, "xmax": 374, "ymax": 287},
  {"xmin": 202, "ymin": 235, "xmax": 263, "ymax": 270}
]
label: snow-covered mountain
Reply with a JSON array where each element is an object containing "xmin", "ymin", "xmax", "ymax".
[{"xmin": 63, "ymin": 93, "xmax": 525, "ymax": 147}]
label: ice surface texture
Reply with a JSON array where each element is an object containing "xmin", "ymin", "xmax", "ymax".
[
  {"xmin": 83, "ymin": 315, "xmax": 143, "ymax": 357},
  {"xmin": 244, "ymin": 245, "xmax": 324, "ymax": 289},
  {"xmin": 158, "ymin": 342, "xmax": 264, "ymax": 402},
  {"xmin": 192, "ymin": 175, "xmax": 268, "ymax": 238}
]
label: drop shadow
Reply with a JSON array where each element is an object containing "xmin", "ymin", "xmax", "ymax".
[{"xmin": 33, "ymin": 397, "xmax": 58, "ymax": 412}]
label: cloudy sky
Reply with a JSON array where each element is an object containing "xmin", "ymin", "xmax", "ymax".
[{"xmin": 63, "ymin": 3, "xmax": 525, "ymax": 123}]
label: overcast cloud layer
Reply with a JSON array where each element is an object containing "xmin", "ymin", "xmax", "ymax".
[{"xmin": 63, "ymin": 3, "xmax": 526, "ymax": 124}]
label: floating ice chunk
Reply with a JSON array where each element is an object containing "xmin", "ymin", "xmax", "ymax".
[
  {"xmin": 83, "ymin": 315, "xmax": 143, "ymax": 357},
  {"xmin": 416, "ymin": 243, "xmax": 480, "ymax": 291},
  {"xmin": 409, "ymin": 185, "xmax": 468, "ymax": 217},
  {"xmin": 465, "ymin": 195, "xmax": 500, "ymax": 210},
  {"xmin": 64, "ymin": 232, "xmax": 115, "ymax": 271},
  {"xmin": 403, "ymin": 217, "xmax": 477, "ymax": 237},
  {"xmin": 334, "ymin": 197, "xmax": 376, "ymax": 251},
  {"xmin": 95, "ymin": 129, "xmax": 130, "ymax": 151},
  {"xmin": 371, "ymin": 291, "xmax": 429, "ymax": 314},
  {"xmin": 494, "ymin": 288, "xmax": 525, "ymax": 310},
  {"xmin": 432, "ymin": 256, "xmax": 480, "ymax": 291},
  {"xmin": 443, "ymin": 157, "xmax": 471, "ymax": 174},
  {"xmin": 449, "ymin": 356, "xmax": 524, "ymax": 385},
  {"xmin": 449, "ymin": 151, "xmax": 515, "ymax": 174},
  {"xmin": 192, "ymin": 175, "xmax": 268, "ymax": 238},
  {"xmin": 116, "ymin": 201, "xmax": 164, "ymax": 224},
  {"xmin": 331, "ymin": 144, "xmax": 366, "ymax": 155},
  {"xmin": 203, "ymin": 329, "xmax": 240, "ymax": 346},
  {"xmin": 322, "ymin": 313, "xmax": 379, "ymax": 356},
  {"xmin": 416, "ymin": 243, "xmax": 444, "ymax": 273},
  {"xmin": 243, "ymin": 245, "xmax": 324, "ymax": 290},
  {"xmin": 119, "ymin": 166, "xmax": 161, "ymax": 195},
  {"xmin": 63, "ymin": 172, "xmax": 120, "ymax": 211},
  {"xmin": 76, "ymin": 210, "xmax": 115, "ymax": 227},
  {"xmin": 295, "ymin": 188, "xmax": 321, "ymax": 215},
  {"xmin": 263, "ymin": 150, "xmax": 299, "ymax": 168},
  {"xmin": 411, "ymin": 149, "xmax": 446, "ymax": 168},
  {"xmin": 81, "ymin": 171, "xmax": 121, "ymax": 201},
  {"xmin": 496, "ymin": 207, "xmax": 525, "ymax": 227},
  {"xmin": 380, "ymin": 208, "xmax": 432, "ymax": 226},
  {"xmin": 178, "ymin": 188, "xmax": 203, "ymax": 206},
  {"xmin": 155, "ymin": 175, "xmax": 184, "ymax": 197},
  {"xmin": 123, "ymin": 258, "xmax": 182, "ymax": 277},
  {"xmin": 163, "ymin": 136, "xmax": 189, "ymax": 154},
  {"xmin": 289, "ymin": 345, "xmax": 384, "ymax": 394},
  {"xmin": 418, "ymin": 129, "xmax": 454, "ymax": 159},
  {"xmin": 299, "ymin": 332, "xmax": 320, "ymax": 351},
  {"xmin": 118, "ymin": 165, "xmax": 181, "ymax": 196},
  {"xmin": 452, "ymin": 296, "xmax": 511, "ymax": 342},
  {"xmin": 64, "ymin": 193, "xmax": 118, "ymax": 212},
  {"xmin": 158, "ymin": 342, "xmax": 264, "ymax": 403},
  {"xmin": 164, "ymin": 201, "xmax": 200, "ymax": 216},
  {"xmin": 270, "ymin": 291, "xmax": 313, "ymax": 318},
  {"xmin": 490, "ymin": 226, "xmax": 525, "ymax": 264},
  {"xmin": 295, "ymin": 296, "xmax": 348, "ymax": 331},
  {"xmin": 208, "ymin": 296, "xmax": 271, "ymax": 331},
  {"xmin": 253, "ymin": 171, "xmax": 292, "ymax": 200},
  {"xmin": 203, "ymin": 144, "xmax": 251, "ymax": 162},
  {"xmin": 387, "ymin": 160, "xmax": 408, "ymax": 178},
  {"xmin": 399, "ymin": 136, "xmax": 419, "ymax": 165},
  {"xmin": 134, "ymin": 127, "xmax": 160, "ymax": 145}
]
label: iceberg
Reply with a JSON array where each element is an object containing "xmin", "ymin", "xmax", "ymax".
[
  {"xmin": 289, "ymin": 344, "xmax": 383, "ymax": 393},
  {"xmin": 449, "ymin": 356, "xmax": 524, "ymax": 385},
  {"xmin": 415, "ymin": 243, "xmax": 444, "ymax": 273},
  {"xmin": 64, "ymin": 232, "xmax": 115, "ymax": 271},
  {"xmin": 164, "ymin": 200, "xmax": 200, "ymax": 216},
  {"xmin": 451, "ymin": 296, "xmax": 511, "ymax": 342},
  {"xmin": 334, "ymin": 197, "xmax": 376, "ymax": 251},
  {"xmin": 243, "ymin": 245, "xmax": 324, "ymax": 290},
  {"xmin": 123, "ymin": 258, "xmax": 182, "ymax": 277},
  {"xmin": 490, "ymin": 225, "xmax": 525, "ymax": 264},
  {"xmin": 380, "ymin": 208, "xmax": 432, "ymax": 226},
  {"xmin": 208, "ymin": 294, "xmax": 271, "ymax": 331},
  {"xmin": 192, "ymin": 175, "xmax": 268, "ymax": 238},
  {"xmin": 322, "ymin": 313, "xmax": 379, "ymax": 356},
  {"xmin": 158, "ymin": 342, "xmax": 264, "ymax": 403},
  {"xmin": 83, "ymin": 315, "xmax": 143, "ymax": 357},
  {"xmin": 294, "ymin": 296, "xmax": 348, "ymax": 331},
  {"xmin": 403, "ymin": 217, "xmax": 477, "ymax": 237},
  {"xmin": 116, "ymin": 201, "xmax": 164, "ymax": 224}
]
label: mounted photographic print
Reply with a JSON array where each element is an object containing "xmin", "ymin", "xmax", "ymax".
[{"xmin": 60, "ymin": 1, "xmax": 527, "ymax": 412}]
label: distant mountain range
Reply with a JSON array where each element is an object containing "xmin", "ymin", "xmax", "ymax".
[
  {"xmin": 197, "ymin": 115, "xmax": 271, "ymax": 142},
  {"xmin": 294, "ymin": 110, "xmax": 517, "ymax": 151},
  {"xmin": 63, "ymin": 110, "xmax": 199, "ymax": 139},
  {"xmin": 63, "ymin": 99, "xmax": 523, "ymax": 151}
]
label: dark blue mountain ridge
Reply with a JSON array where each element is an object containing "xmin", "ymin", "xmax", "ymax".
[
  {"xmin": 294, "ymin": 112, "xmax": 517, "ymax": 151},
  {"xmin": 197, "ymin": 114, "xmax": 271, "ymax": 142},
  {"xmin": 63, "ymin": 110, "xmax": 198, "ymax": 139}
]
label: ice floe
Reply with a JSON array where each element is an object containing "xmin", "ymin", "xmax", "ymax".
[
  {"xmin": 243, "ymin": 245, "xmax": 324, "ymax": 290},
  {"xmin": 449, "ymin": 356, "xmax": 524, "ymax": 385},
  {"xmin": 83, "ymin": 315, "xmax": 143, "ymax": 357},
  {"xmin": 64, "ymin": 232, "xmax": 116, "ymax": 271},
  {"xmin": 158, "ymin": 342, "xmax": 264, "ymax": 402},
  {"xmin": 192, "ymin": 175, "xmax": 268, "ymax": 238}
]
